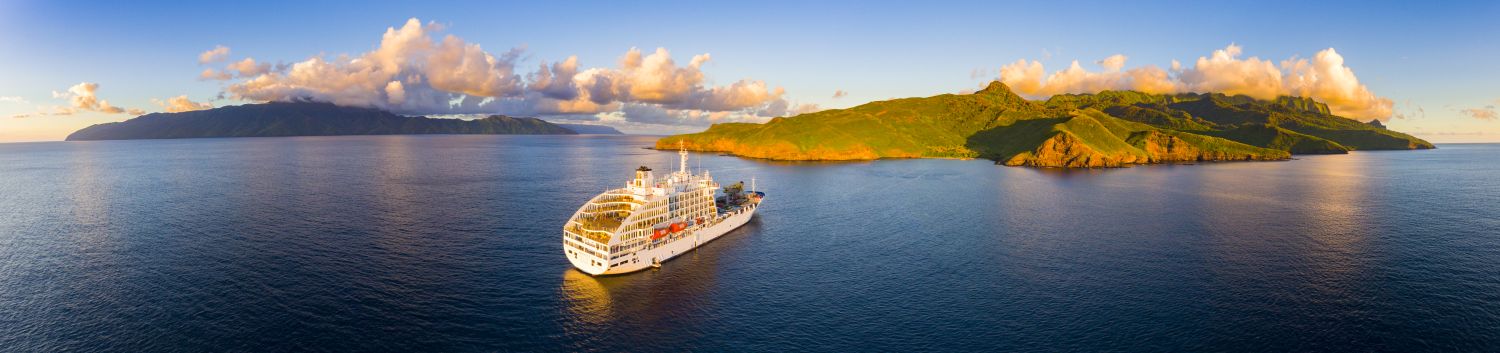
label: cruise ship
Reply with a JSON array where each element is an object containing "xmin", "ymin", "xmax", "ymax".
[{"xmin": 562, "ymin": 144, "xmax": 765, "ymax": 275}]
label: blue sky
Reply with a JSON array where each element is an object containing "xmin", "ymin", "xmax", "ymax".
[{"xmin": 1, "ymin": 0, "xmax": 1497, "ymax": 142}]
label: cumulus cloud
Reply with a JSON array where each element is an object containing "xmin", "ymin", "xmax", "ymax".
[
  {"xmin": 1097, "ymin": 54, "xmax": 1128, "ymax": 71},
  {"xmin": 833, "ymin": 90, "xmax": 847, "ymax": 99},
  {"xmin": 384, "ymin": 81, "xmax": 406, "ymax": 105},
  {"xmin": 217, "ymin": 18, "xmax": 789, "ymax": 126},
  {"xmin": 559, "ymin": 48, "xmax": 785, "ymax": 112},
  {"xmin": 999, "ymin": 58, "xmax": 1179, "ymax": 97},
  {"xmin": 152, "ymin": 95, "xmax": 215, "ymax": 113},
  {"xmin": 527, "ymin": 56, "xmax": 581, "ymax": 100},
  {"xmin": 996, "ymin": 44, "xmax": 1395, "ymax": 120},
  {"xmin": 225, "ymin": 58, "xmax": 271, "ymax": 77},
  {"xmin": 224, "ymin": 18, "xmax": 525, "ymax": 113},
  {"xmin": 1277, "ymin": 48, "xmax": 1392, "ymax": 119},
  {"xmin": 669, "ymin": 77, "xmax": 784, "ymax": 111},
  {"xmin": 199, "ymin": 45, "xmax": 230, "ymax": 64},
  {"xmin": 13, "ymin": 83, "xmax": 144, "ymax": 118},
  {"xmin": 791, "ymin": 103, "xmax": 823, "ymax": 115},
  {"xmin": 50, "ymin": 82, "xmax": 140, "ymax": 115}
]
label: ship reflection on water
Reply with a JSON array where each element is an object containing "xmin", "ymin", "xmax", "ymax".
[{"xmin": 561, "ymin": 269, "xmax": 614, "ymax": 325}]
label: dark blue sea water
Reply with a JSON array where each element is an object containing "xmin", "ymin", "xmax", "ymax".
[{"xmin": 1, "ymin": 135, "xmax": 1497, "ymax": 352}]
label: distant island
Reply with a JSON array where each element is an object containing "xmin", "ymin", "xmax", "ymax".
[
  {"xmin": 65, "ymin": 102, "xmax": 615, "ymax": 141},
  {"xmin": 554, "ymin": 123, "xmax": 624, "ymax": 135},
  {"xmin": 657, "ymin": 82, "xmax": 1433, "ymax": 167}
]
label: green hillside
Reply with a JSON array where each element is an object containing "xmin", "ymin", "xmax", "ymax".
[{"xmin": 658, "ymin": 82, "xmax": 1432, "ymax": 168}]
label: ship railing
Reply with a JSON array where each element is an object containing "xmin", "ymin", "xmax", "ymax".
[
  {"xmin": 592, "ymin": 198, "xmax": 645, "ymax": 206},
  {"xmin": 564, "ymin": 238, "xmax": 606, "ymax": 259},
  {"xmin": 581, "ymin": 204, "xmax": 634, "ymax": 214},
  {"xmin": 563, "ymin": 227, "xmax": 609, "ymax": 242},
  {"xmin": 572, "ymin": 228, "xmax": 614, "ymax": 243},
  {"xmin": 593, "ymin": 194, "xmax": 645, "ymax": 205},
  {"xmin": 567, "ymin": 221, "xmax": 616, "ymax": 243}
]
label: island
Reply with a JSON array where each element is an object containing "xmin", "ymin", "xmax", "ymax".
[
  {"xmin": 65, "ymin": 101, "xmax": 590, "ymax": 141},
  {"xmin": 657, "ymin": 82, "xmax": 1433, "ymax": 167},
  {"xmin": 554, "ymin": 123, "xmax": 624, "ymax": 135}
]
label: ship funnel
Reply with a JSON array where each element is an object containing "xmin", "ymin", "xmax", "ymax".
[{"xmin": 634, "ymin": 166, "xmax": 653, "ymax": 188}]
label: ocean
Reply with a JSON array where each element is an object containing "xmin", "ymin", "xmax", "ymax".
[{"xmin": 1, "ymin": 135, "xmax": 1497, "ymax": 351}]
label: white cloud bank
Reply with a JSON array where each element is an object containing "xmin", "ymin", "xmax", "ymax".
[
  {"xmin": 213, "ymin": 18, "xmax": 801, "ymax": 126},
  {"xmin": 996, "ymin": 44, "xmax": 1394, "ymax": 120}
]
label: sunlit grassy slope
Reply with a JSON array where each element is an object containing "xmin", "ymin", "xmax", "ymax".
[{"xmin": 658, "ymin": 82, "xmax": 1432, "ymax": 167}]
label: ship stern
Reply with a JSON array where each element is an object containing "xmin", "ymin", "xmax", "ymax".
[{"xmin": 564, "ymin": 246, "xmax": 610, "ymax": 276}]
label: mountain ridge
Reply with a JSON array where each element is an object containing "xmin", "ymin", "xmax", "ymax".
[
  {"xmin": 66, "ymin": 102, "xmax": 583, "ymax": 141},
  {"xmin": 657, "ymin": 82, "xmax": 1432, "ymax": 167}
]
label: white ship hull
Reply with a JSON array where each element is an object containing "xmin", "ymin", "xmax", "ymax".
[{"xmin": 567, "ymin": 201, "xmax": 759, "ymax": 276}]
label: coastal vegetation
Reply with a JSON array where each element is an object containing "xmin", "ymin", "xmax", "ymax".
[{"xmin": 657, "ymin": 82, "xmax": 1433, "ymax": 167}]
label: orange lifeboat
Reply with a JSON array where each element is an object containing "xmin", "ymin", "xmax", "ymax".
[
  {"xmin": 670, "ymin": 222, "xmax": 686, "ymax": 233},
  {"xmin": 652, "ymin": 228, "xmax": 668, "ymax": 240}
]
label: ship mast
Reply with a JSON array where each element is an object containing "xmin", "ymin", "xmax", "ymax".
[{"xmin": 678, "ymin": 141, "xmax": 689, "ymax": 175}]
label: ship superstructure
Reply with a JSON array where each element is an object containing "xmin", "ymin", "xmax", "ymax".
[{"xmin": 562, "ymin": 144, "xmax": 764, "ymax": 275}]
